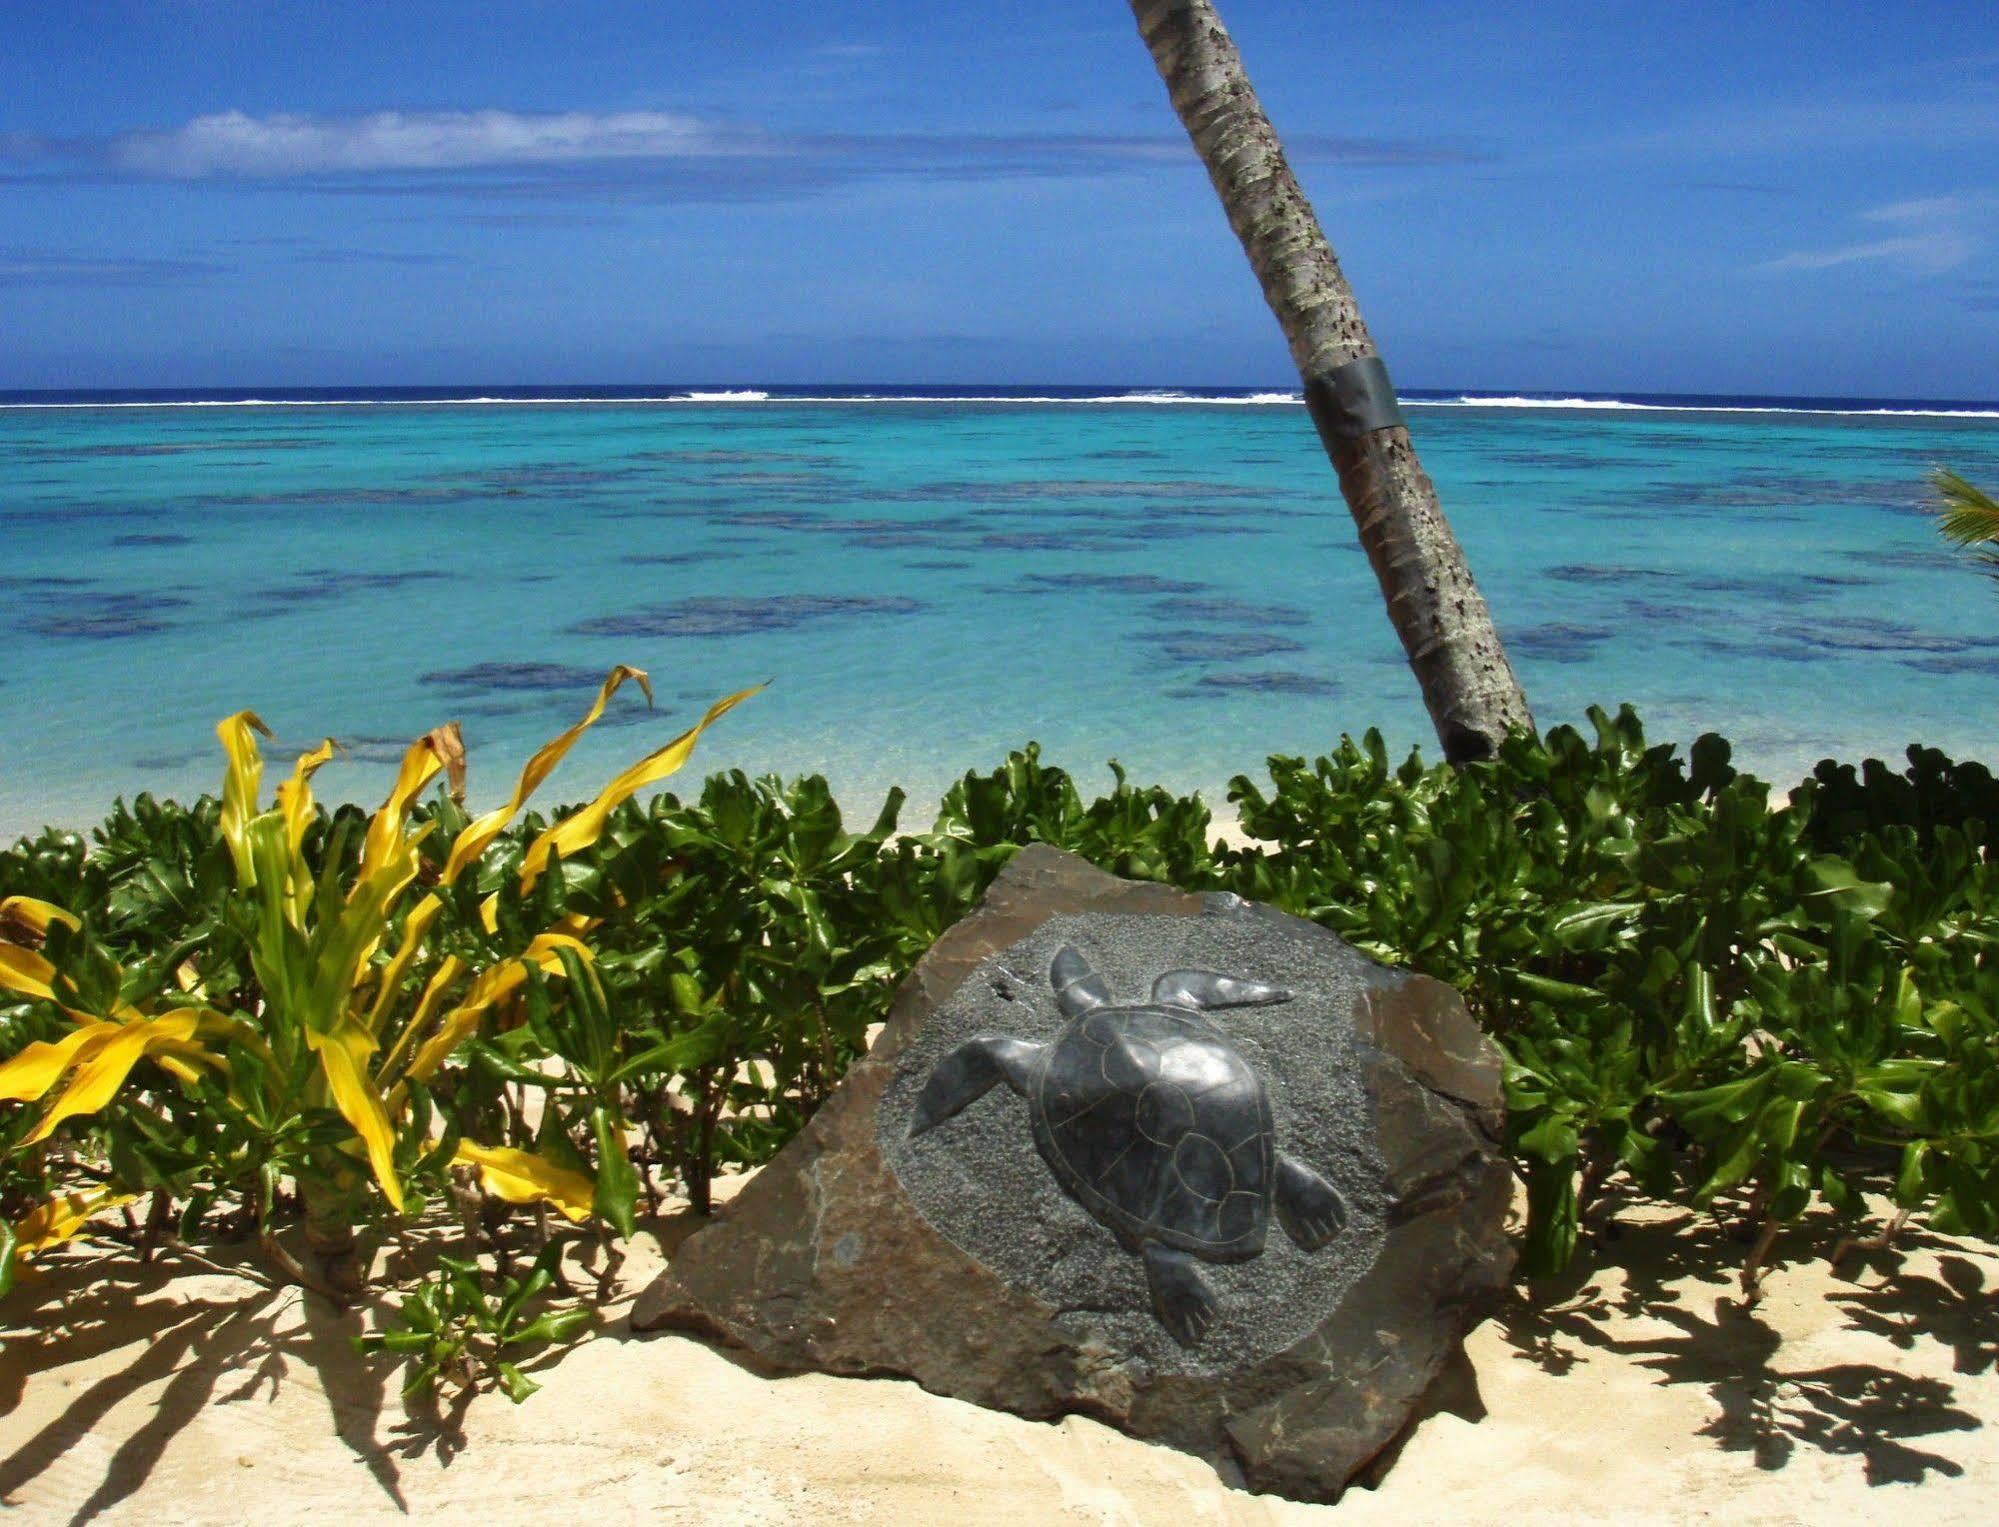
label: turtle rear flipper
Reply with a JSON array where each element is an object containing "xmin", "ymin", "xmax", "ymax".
[
  {"xmin": 1143, "ymin": 1242, "xmax": 1217, "ymax": 1347},
  {"xmin": 1274, "ymin": 1153, "xmax": 1346, "ymax": 1250},
  {"xmin": 907, "ymin": 1036, "xmax": 1043, "ymax": 1138},
  {"xmin": 1151, "ymin": 970, "xmax": 1291, "ymax": 1011}
]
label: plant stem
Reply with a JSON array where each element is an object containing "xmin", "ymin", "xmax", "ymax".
[{"xmin": 1740, "ymin": 1218, "xmax": 1781, "ymax": 1304}]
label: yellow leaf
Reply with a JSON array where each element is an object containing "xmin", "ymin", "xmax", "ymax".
[
  {"xmin": 0, "ymin": 1021, "xmax": 120, "ymax": 1102},
  {"xmin": 0, "ymin": 939, "xmax": 144, "ymax": 1027},
  {"xmin": 149, "ymin": 1037, "xmax": 230, "ymax": 1086},
  {"xmin": 305, "ymin": 1025, "xmax": 405, "ymax": 1213},
  {"xmin": 399, "ymin": 935, "xmax": 589, "ymax": 1087},
  {"xmin": 26, "ymin": 1012, "xmax": 203, "ymax": 1143},
  {"xmin": 442, "ymin": 664, "xmax": 654, "ymax": 886},
  {"xmin": 0, "ymin": 896, "xmax": 80, "ymax": 938},
  {"xmin": 364, "ymin": 894, "xmax": 444, "ymax": 1035},
  {"xmin": 454, "ymin": 1140, "xmax": 594, "ymax": 1223},
  {"xmin": 217, "ymin": 710, "xmax": 272, "ymax": 882},
  {"xmin": 276, "ymin": 738, "xmax": 338, "ymax": 855},
  {"xmin": 0, "ymin": 940, "xmax": 63, "ymax": 1006},
  {"xmin": 358, "ymin": 735, "xmax": 446, "ymax": 884},
  {"xmin": 13, "ymin": 1189, "xmax": 139, "ymax": 1259},
  {"xmin": 519, "ymin": 685, "xmax": 761, "ymax": 891}
]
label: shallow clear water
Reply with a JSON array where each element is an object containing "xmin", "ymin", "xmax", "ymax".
[{"xmin": 5, "ymin": 391, "xmax": 1999, "ymax": 839}]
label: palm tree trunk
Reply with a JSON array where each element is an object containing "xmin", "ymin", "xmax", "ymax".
[{"xmin": 1128, "ymin": 0, "xmax": 1531, "ymax": 762}]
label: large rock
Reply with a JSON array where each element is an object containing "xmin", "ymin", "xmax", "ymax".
[{"xmin": 633, "ymin": 846, "xmax": 1512, "ymax": 1501}]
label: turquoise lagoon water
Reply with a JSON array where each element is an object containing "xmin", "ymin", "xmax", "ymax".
[{"xmin": 4, "ymin": 388, "xmax": 1999, "ymax": 841}]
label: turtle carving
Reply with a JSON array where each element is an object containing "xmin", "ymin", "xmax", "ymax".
[{"xmin": 907, "ymin": 945, "xmax": 1347, "ymax": 1347}]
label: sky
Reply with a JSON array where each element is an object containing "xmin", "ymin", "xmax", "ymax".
[{"xmin": 1, "ymin": 1, "xmax": 1995, "ymax": 398}]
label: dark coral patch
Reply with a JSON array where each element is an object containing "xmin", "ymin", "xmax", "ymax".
[
  {"xmin": 1149, "ymin": 631, "xmax": 1306, "ymax": 665},
  {"xmin": 333, "ymin": 736, "xmax": 440, "ymax": 764},
  {"xmin": 630, "ymin": 449, "xmax": 840, "ymax": 465},
  {"xmin": 111, "ymin": 533, "xmax": 194, "ymax": 548},
  {"xmin": 897, "ymin": 478, "xmax": 1276, "ymax": 504},
  {"xmin": 1148, "ymin": 597, "xmax": 1310, "ymax": 628},
  {"xmin": 1170, "ymin": 671, "xmax": 1340, "ymax": 697},
  {"xmin": 23, "ymin": 590, "xmax": 192, "ymax": 639},
  {"xmin": 246, "ymin": 569, "xmax": 452, "ymax": 614},
  {"xmin": 625, "ymin": 550, "xmax": 747, "ymax": 567},
  {"xmin": 1900, "ymin": 653, "xmax": 1999, "ymax": 675},
  {"xmin": 0, "ymin": 574, "xmax": 98, "ymax": 591},
  {"xmin": 1509, "ymin": 623, "xmax": 1614, "ymax": 663},
  {"xmin": 1771, "ymin": 616, "xmax": 1999, "ymax": 656},
  {"xmin": 28, "ymin": 612, "xmax": 178, "ymax": 640},
  {"xmin": 1011, "ymin": 573, "xmax": 1211, "ymax": 597},
  {"xmin": 978, "ymin": 532, "xmax": 1122, "ymax": 553},
  {"xmin": 421, "ymin": 662, "xmax": 611, "ymax": 693},
  {"xmin": 570, "ymin": 593, "xmax": 925, "ymax": 639},
  {"xmin": 1546, "ymin": 563, "xmax": 1676, "ymax": 585}
]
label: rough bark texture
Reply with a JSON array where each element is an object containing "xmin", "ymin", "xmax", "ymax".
[
  {"xmin": 1128, "ymin": 0, "xmax": 1532, "ymax": 762},
  {"xmin": 633, "ymin": 847, "xmax": 1514, "ymax": 1502}
]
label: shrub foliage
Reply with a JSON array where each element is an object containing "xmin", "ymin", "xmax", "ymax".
[{"xmin": 5, "ymin": 701, "xmax": 1998, "ymax": 1392}]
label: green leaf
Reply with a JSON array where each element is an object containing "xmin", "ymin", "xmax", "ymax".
[
  {"xmin": 495, "ymin": 1360, "xmax": 541, "ymax": 1404},
  {"xmin": 1895, "ymin": 1142, "xmax": 1935, "ymax": 1209},
  {"xmin": 508, "ymin": 1307, "xmax": 595, "ymax": 1346},
  {"xmin": 1515, "ymin": 1113, "xmax": 1579, "ymax": 1165},
  {"xmin": 1546, "ymin": 902, "xmax": 1642, "ymax": 947},
  {"xmin": 1521, "ymin": 1156, "xmax": 1580, "ymax": 1278},
  {"xmin": 590, "ymin": 1103, "xmax": 641, "ymax": 1239},
  {"xmin": 1801, "ymin": 857, "xmax": 1893, "ymax": 920},
  {"xmin": 1505, "ymin": 971, "xmax": 1603, "ymax": 1005}
]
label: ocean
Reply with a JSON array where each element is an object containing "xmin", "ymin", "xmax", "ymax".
[{"xmin": 4, "ymin": 385, "xmax": 1999, "ymax": 840}]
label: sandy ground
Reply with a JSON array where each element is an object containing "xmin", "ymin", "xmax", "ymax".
[{"xmin": 3, "ymin": 1178, "xmax": 1995, "ymax": 1527}]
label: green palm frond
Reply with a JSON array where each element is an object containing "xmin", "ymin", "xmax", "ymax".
[{"xmin": 1929, "ymin": 469, "xmax": 1999, "ymax": 580}]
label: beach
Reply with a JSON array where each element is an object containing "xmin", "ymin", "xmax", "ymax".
[
  {"xmin": 5, "ymin": 1174, "xmax": 1995, "ymax": 1524},
  {"xmin": 10, "ymin": 0, "xmax": 1999, "ymax": 1517}
]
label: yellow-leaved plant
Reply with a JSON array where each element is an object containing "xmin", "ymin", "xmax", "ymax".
[{"xmin": 0, "ymin": 667, "xmax": 754, "ymax": 1296}]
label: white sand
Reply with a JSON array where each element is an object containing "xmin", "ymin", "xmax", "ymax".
[{"xmin": 3, "ymin": 1184, "xmax": 1994, "ymax": 1525}]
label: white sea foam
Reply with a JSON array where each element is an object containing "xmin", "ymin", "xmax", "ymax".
[
  {"xmin": 1415, "ymin": 394, "xmax": 1999, "ymax": 419},
  {"xmin": 0, "ymin": 389, "xmax": 1993, "ymax": 418}
]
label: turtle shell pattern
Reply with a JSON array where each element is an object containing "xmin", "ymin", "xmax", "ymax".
[{"xmin": 1029, "ymin": 1002, "xmax": 1274, "ymax": 1261}]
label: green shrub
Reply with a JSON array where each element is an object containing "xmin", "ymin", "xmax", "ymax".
[{"xmin": 7, "ymin": 701, "xmax": 1999, "ymax": 1393}]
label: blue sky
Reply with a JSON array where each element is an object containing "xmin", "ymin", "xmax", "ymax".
[{"xmin": 2, "ymin": 1, "xmax": 1995, "ymax": 397}]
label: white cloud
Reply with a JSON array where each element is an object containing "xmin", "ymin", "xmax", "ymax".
[
  {"xmin": 1865, "ymin": 194, "xmax": 1984, "ymax": 225},
  {"xmin": 0, "ymin": 107, "xmax": 1480, "ymax": 200},
  {"xmin": 111, "ymin": 109, "xmax": 723, "ymax": 177},
  {"xmin": 1760, "ymin": 233, "xmax": 1977, "ymax": 274},
  {"xmin": 1759, "ymin": 191, "xmax": 1991, "ymax": 275}
]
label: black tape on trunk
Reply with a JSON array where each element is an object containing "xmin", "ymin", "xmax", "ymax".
[{"xmin": 1303, "ymin": 355, "xmax": 1405, "ymax": 447}]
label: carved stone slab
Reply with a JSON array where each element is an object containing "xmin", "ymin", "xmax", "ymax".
[{"xmin": 632, "ymin": 846, "xmax": 1513, "ymax": 1501}]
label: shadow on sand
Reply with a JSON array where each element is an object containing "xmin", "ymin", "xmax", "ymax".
[
  {"xmin": 0, "ymin": 1248, "xmax": 403, "ymax": 1522},
  {"xmin": 1498, "ymin": 1204, "xmax": 1994, "ymax": 1487},
  {"xmin": 0, "ymin": 1220, "xmax": 618, "ymax": 1525},
  {"xmin": 4, "ymin": 1194, "xmax": 1994, "ymax": 1518}
]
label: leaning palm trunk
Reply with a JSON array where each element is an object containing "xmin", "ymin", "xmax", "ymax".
[{"xmin": 1128, "ymin": 0, "xmax": 1531, "ymax": 762}]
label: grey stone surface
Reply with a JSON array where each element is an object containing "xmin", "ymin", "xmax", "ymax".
[
  {"xmin": 879, "ymin": 914, "xmax": 1390, "ymax": 1373},
  {"xmin": 632, "ymin": 846, "xmax": 1513, "ymax": 1502}
]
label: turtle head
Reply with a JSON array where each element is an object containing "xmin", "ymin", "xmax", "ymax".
[
  {"xmin": 1050, "ymin": 946, "xmax": 1112, "ymax": 1018},
  {"xmin": 1151, "ymin": 969, "xmax": 1291, "ymax": 1012}
]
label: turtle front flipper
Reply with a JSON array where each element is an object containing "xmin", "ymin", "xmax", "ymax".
[
  {"xmin": 1274, "ymin": 1153, "xmax": 1346, "ymax": 1250},
  {"xmin": 1050, "ymin": 946, "xmax": 1112, "ymax": 1018},
  {"xmin": 1151, "ymin": 969, "xmax": 1291, "ymax": 1011},
  {"xmin": 907, "ymin": 1036, "xmax": 1043, "ymax": 1138},
  {"xmin": 1143, "ymin": 1242, "xmax": 1217, "ymax": 1347}
]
